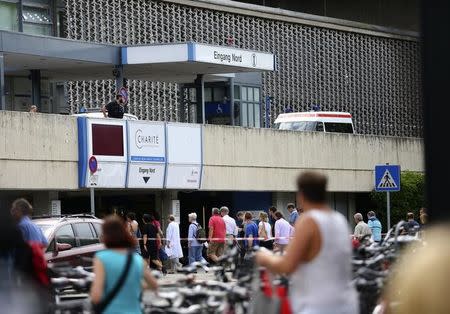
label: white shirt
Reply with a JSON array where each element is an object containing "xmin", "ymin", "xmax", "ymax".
[
  {"xmin": 274, "ymin": 218, "xmax": 291, "ymax": 245},
  {"xmin": 258, "ymin": 221, "xmax": 272, "ymax": 239},
  {"xmin": 222, "ymin": 215, "xmax": 237, "ymax": 236},
  {"xmin": 165, "ymin": 221, "xmax": 183, "ymax": 258},
  {"xmin": 290, "ymin": 210, "xmax": 358, "ymax": 314}
]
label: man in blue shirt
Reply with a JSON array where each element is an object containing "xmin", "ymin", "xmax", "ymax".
[
  {"xmin": 367, "ymin": 211, "xmax": 382, "ymax": 242},
  {"xmin": 187, "ymin": 212, "xmax": 204, "ymax": 265},
  {"xmin": 287, "ymin": 203, "xmax": 299, "ymax": 226},
  {"xmin": 244, "ymin": 212, "xmax": 259, "ymax": 249},
  {"xmin": 11, "ymin": 198, "xmax": 48, "ymax": 246}
]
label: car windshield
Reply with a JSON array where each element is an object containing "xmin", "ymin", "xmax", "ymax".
[
  {"xmin": 35, "ymin": 224, "xmax": 53, "ymax": 239},
  {"xmin": 275, "ymin": 121, "xmax": 317, "ymax": 131}
]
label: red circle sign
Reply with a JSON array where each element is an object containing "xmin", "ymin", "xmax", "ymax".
[{"xmin": 89, "ymin": 156, "xmax": 98, "ymax": 173}]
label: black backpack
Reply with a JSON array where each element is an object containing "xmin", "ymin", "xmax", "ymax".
[{"xmin": 194, "ymin": 223, "xmax": 206, "ymax": 244}]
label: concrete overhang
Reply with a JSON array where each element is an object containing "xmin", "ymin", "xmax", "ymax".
[
  {"xmin": 122, "ymin": 42, "xmax": 275, "ymax": 82},
  {"xmin": 0, "ymin": 30, "xmax": 119, "ymax": 80},
  {"xmin": 0, "ymin": 31, "xmax": 275, "ymax": 82}
]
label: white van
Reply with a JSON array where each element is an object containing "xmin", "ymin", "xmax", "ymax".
[{"xmin": 274, "ymin": 111, "xmax": 355, "ymax": 134}]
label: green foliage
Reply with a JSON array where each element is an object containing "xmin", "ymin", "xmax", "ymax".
[{"xmin": 370, "ymin": 171, "xmax": 425, "ymax": 230}]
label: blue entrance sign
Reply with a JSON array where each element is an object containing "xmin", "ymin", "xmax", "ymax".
[{"xmin": 375, "ymin": 165, "xmax": 401, "ymax": 192}]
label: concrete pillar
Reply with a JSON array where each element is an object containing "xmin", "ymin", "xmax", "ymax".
[
  {"xmin": 30, "ymin": 70, "xmax": 42, "ymax": 111},
  {"xmin": 160, "ymin": 190, "xmax": 178, "ymax": 231},
  {"xmin": 273, "ymin": 191, "xmax": 295, "ymax": 218},
  {"xmin": 32, "ymin": 191, "xmax": 59, "ymax": 216},
  {"xmin": 194, "ymin": 74, "xmax": 205, "ymax": 124},
  {"xmin": 0, "ymin": 53, "xmax": 5, "ymax": 110},
  {"xmin": 114, "ymin": 65, "xmax": 124, "ymax": 91},
  {"xmin": 348, "ymin": 193, "xmax": 356, "ymax": 222}
]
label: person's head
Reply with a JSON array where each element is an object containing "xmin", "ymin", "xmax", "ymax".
[
  {"xmin": 220, "ymin": 206, "xmax": 229, "ymax": 217},
  {"xmin": 115, "ymin": 94, "xmax": 124, "ymax": 104},
  {"xmin": 143, "ymin": 214, "xmax": 152, "ymax": 224},
  {"xmin": 126, "ymin": 212, "xmax": 136, "ymax": 222},
  {"xmin": 367, "ymin": 211, "xmax": 376, "ymax": 219},
  {"xmin": 269, "ymin": 206, "xmax": 277, "ymax": 218},
  {"xmin": 29, "ymin": 105, "xmax": 37, "ymax": 113},
  {"xmin": 168, "ymin": 215, "xmax": 175, "ymax": 223},
  {"xmin": 296, "ymin": 172, "xmax": 328, "ymax": 211},
  {"xmin": 10, "ymin": 198, "xmax": 33, "ymax": 222},
  {"xmin": 188, "ymin": 212, "xmax": 197, "ymax": 222},
  {"xmin": 212, "ymin": 207, "xmax": 220, "ymax": 216},
  {"xmin": 274, "ymin": 211, "xmax": 284, "ymax": 220},
  {"xmin": 407, "ymin": 212, "xmax": 415, "ymax": 221},
  {"xmin": 354, "ymin": 213, "xmax": 364, "ymax": 224},
  {"xmin": 236, "ymin": 211, "xmax": 244, "ymax": 221},
  {"xmin": 101, "ymin": 215, "xmax": 135, "ymax": 249},
  {"xmin": 259, "ymin": 212, "xmax": 268, "ymax": 222},
  {"xmin": 244, "ymin": 212, "xmax": 252, "ymax": 222},
  {"xmin": 384, "ymin": 226, "xmax": 450, "ymax": 314},
  {"xmin": 287, "ymin": 203, "xmax": 295, "ymax": 213},
  {"xmin": 419, "ymin": 207, "xmax": 427, "ymax": 215}
]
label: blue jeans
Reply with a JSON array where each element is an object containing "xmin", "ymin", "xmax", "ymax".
[{"xmin": 189, "ymin": 245, "xmax": 203, "ymax": 265}]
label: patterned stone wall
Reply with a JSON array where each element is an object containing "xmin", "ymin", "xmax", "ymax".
[{"xmin": 64, "ymin": 0, "xmax": 422, "ymax": 136}]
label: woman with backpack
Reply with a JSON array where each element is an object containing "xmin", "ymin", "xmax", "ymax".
[{"xmin": 188, "ymin": 213, "xmax": 205, "ymax": 265}]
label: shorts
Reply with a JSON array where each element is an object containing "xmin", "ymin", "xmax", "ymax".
[{"xmin": 207, "ymin": 242, "xmax": 225, "ymax": 257}]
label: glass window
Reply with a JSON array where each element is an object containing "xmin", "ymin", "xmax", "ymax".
[
  {"xmin": 92, "ymin": 223, "xmax": 102, "ymax": 237},
  {"xmin": 74, "ymin": 223, "xmax": 97, "ymax": 246},
  {"xmin": 316, "ymin": 122, "xmax": 324, "ymax": 132},
  {"xmin": 23, "ymin": 5, "xmax": 52, "ymax": 36},
  {"xmin": 241, "ymin": 102, "xmax": 248, "ymax": 127},
  {"xmin": 204, "ymin": 87, "xmax": 212, "ymax": 102},
  {"xmin": 242, "ymin": 87, "xmax": 247, "ymax": 101},
  {"xmin": 55, "ymin": 224, "xmax": 76, "ymax": 247},
  {"xmin": 254, "ymin": 104, "xmax": 261, "ymax": 128},
  {"xmin": 277, "ymin": 121, "xmax": 317, "ymax": 131},
  {"xmin": 213, "ymin": 87, "xmax": 225, "ymax": 102},
  {"xmin": 324, "ymin": 123, "xmax": 354, "ymax": 134},
  {"xmin": 0, "ymin": 1, "xmax": 18, "ymax": 31},
  {"xmin": 248, "ymin": 102, "xmax": 254, "ymax": 127},
  {"xmin": 254, "ymin": 88, "xmax": 260, "ymax": 102},
  {"xmin": 247, "ymin": 87, "xmax": 254, "ymax": 102},
  {"xmin": 234, "ymin": 85, "xmax": 240, "ymax": 100}
]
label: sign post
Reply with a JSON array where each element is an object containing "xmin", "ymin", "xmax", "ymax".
[
  {"xmin": 375, "ymin": 164, "xmax": 401, "ymax": 230},
  {"xmin": 89, "ymin": 156, "xmax": 98, "ymax": 215}
]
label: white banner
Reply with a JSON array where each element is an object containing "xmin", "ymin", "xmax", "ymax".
[
  {"xmin": 127, "ymin": 163, "xmax": 166, "ymax": 188},
  {"xmin": 127, "ymin": 121, "xmax": 166, "ymax": 188},
  {"xmin": 194, "ymin": 43, "xmax": 275, "ymax": 71},
  {"xmin": 166, "ymin": 123, "xmax": 202, "ymax": 164},
  {"xmin": 86, "ymin": 161, "xmax": 127, "ymax": 188},
  {"xmin": 165, "ymin": 164, "xmax": 202, "ymax": 189}
]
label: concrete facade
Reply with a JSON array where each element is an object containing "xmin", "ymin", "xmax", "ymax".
[
  {"xmin": 202, "ymin": 125, "xmax": 424, "ymax": 192},
  {"xmin": 0, "ymin": 111, "xmax": 423, "ymax": 192},
  {"xmin": 0, "ymin": 111, "xmax": 78, "ymax": 190}
]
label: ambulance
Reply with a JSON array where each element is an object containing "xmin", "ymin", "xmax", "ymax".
[{"xmin": 274, "ymin": 111, "xmax": 355, "ymax": 134}]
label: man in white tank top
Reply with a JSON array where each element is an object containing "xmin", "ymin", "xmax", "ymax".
[{"xmin": 256, "ymin": 172, "xmax": 358, "ymax": 314}]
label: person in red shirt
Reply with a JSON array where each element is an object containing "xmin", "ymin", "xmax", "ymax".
[{"xmin": 208, "ymin": 207, "xmax": 226, "ymax": 263}]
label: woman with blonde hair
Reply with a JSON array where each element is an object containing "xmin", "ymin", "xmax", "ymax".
[{"xmin": 258, "ymin": 211, "xmax": 273, "ymax": 250}]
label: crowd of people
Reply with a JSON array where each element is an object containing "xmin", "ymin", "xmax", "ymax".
[
  {"xmin": 352, "ymin": 208, "xmax": 427, "ymax": 243},
  {"xmin": 1, "ymin": 172, "xmax": 444, "ymax": 314}
]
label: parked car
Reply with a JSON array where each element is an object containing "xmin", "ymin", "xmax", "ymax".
[
  {"xmin": 34, "ymin": 214, "xmax": 104, "ymax": 266},
  {"xmin": 274, "ymin": 111, "xmax": 355, "ymax": 134}
]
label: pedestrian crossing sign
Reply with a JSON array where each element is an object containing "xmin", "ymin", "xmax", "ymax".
[{"xmin": 375, "ymin": 165, "xmax": 401, "ymax": 192}]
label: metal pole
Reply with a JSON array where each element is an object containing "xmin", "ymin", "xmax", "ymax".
[
  {"xmin": 30, "ymin": 70, "xmax": 42, "ymax": 111},
  {"xmin": 17, "ymin": 0, "xmax": 23, "ymax": 33},
  {"xmin": 0, "ymin": 53, "xmax": 5, "ymax": 110},
  {"xmin": 229, "ymin": 77, "xmax": 235, "ymax": 126},
  {"xmin": 90, "ymin": 188, "xmax": 95, "ymax": 215},
  {"xmin": 387, "ymin": 191, "xmax": 391, "ymax": 230},
  {"xmin": 201, "ymin": 75, "xmax": 205, "ymax": 124}
]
